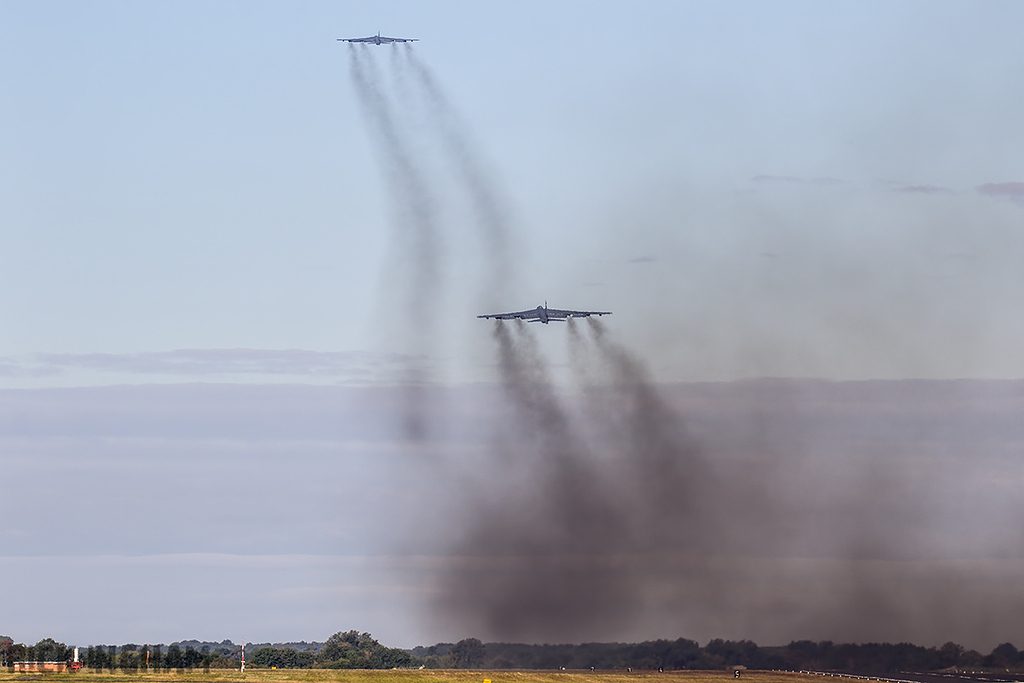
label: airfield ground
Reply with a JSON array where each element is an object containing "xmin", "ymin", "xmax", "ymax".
[{"xmin": 0, "ymin": 670, "xmax": 819, "ymax": 683}]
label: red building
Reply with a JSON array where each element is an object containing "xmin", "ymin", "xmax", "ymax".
[{"xmin": 13, "ymin": 661, "xmax": 69, "ymax": 672}]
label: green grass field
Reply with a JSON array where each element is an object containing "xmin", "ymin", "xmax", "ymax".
[{"xmin": 0, "ymin": 670, "xmax": 815, "ymax": 683}]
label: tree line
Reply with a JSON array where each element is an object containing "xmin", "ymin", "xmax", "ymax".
[
  {"xmin": 5, "ymin": 632, "xmax": 1024, "ymax": 673},
  {"xmin": 410, "ymin": 639, "xmax": 1024, "ymax": 673},
  {"xmin": 251, "ymin": 631, "xmax": 413, "ymax": 669},
  {"xmin": 0, "ymin": 638, "xmax": 237, "ymax": 671}
]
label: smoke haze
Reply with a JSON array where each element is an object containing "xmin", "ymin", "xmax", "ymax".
[
  {"xmin": 4, "ymin": 379, "xmax": 1024, "ymax": 648},
  {"xmin": 436, "ymin": 317, "xmax": 775, "ymax": 642},
  {"xmin": 345, "ymin": 45, "xmax": 1024, "ymax": 649},
  {"xmin": 401, "ymin": 46, "xmax": 516, "ymax": 302},
  {"xmin": 347, "ymin": 44, "xmax": 444, "ymax": 437},
  {"xmin": 7, "ymin": 2, "xmax": 1024, "ymax": 652}
]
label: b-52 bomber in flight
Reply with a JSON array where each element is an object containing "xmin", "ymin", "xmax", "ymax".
[
  {"xmin": 478, "ymin": 303, "xmax": 612, "ymax": 324},
  {"xmin": 337, "ymin": 32, "xmax": 418, "ymax": 45}
]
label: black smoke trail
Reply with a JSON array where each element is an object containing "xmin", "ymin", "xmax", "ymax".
[
  {"xmin": 346, "ymin": 44, "xmax": 778, "ymax": 634},
  {"xmin": 584, "ymin": 317, "xmax": 726, "ymax": 552},
  {"xmin": 347, "ymin": 44, "xmax": 442, "ymax": 438},
  {"xmin": 347, "ymin": 44, "xmax": 441, "ymax": 303},
  {"xmin": 437, "ymin": 320, "xmax": 645, "ymax": 641},
  {"xmin": 338, "ymin": 47, "xmax": 1024, "ymax": 650},
  {"xmin": 400, "ymin": 46, "xmax": 516, "ymax": 303},
  {"xmin": 492, "ymin": 320, "xmax": 624, "ymax": 553},
  {"xmin": 436, "ymin": 315, "xmax": 788, "ymax": 642}
]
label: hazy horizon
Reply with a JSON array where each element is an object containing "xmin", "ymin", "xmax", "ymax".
[
  {"xmin": 3, "ymin": 0, "xmax": 1024, "ymax": 654},
  {"xmin": 4, "ymin": 377, "xmax": 1024, "ymax": 650}
]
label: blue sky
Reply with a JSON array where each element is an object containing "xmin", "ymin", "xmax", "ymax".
[
  {"xmin": 2, "ymin": 1, "xmax": 1023, "ymax": 384},
  {"xmin": 3, "ymin": 0, "xmax": 1024, "ymax": 651}
]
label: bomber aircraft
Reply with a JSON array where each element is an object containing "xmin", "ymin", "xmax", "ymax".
[
  {"xmin": 337, "ymin": 32, "xmax": 418, "ymax": 44},
  {"xmin": 478, "ymin": 303, "xmax": 612, "ymax": 324}
]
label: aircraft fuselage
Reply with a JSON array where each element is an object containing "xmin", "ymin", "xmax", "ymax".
[{"xmin": 477, "ymin": 303, "xmax": 611, "ymax": 323}]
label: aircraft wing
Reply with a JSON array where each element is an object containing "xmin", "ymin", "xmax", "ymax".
[
  {"xmin": 544, "ymin": 308, "xmax": 612, "ymax": 319},
  {"xmin": 477, "ymin": 309, "xmax": 542, "ymax": 321},
  {"xmin": 337, "ymin": 35, "xmax": 418, "ymax": 43}
]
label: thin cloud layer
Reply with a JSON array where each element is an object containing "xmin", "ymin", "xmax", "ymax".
[
  {"xmin": 0, "ymin": 348, "xmax": 418, "ymax": 383},
  {"xmin": 0, "ymin": 553, "xmax": 440, "ymax": 648},
  {"xmin": 4, "ymin": 380, "xmax": 1024, "ymax": 649},
  {"xmin": 893, "ymin": 184, "xmax": 955, "ymax": 194},
  {"xmin": 751, "ymin": 175, "xmax": 842, "ymax": 185},
  {"xmin": 977, "ymin": 182, "xmax": 1024, "ymax": 201}
]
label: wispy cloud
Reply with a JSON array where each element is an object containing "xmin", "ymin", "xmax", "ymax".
[
  {"xmin": 977, "ymin": 182, "xmax": 1024, "ymax": 203},
  {"xmin": 752, "ymin": 174, "xmax": 803, "ymax": 183},
  {"xmin": 4, "ymin": 380, "xmax": 1024, "ymax": 648},
  {"xmin": 0, "ymin": 552, "xmax": 439, "ymax": 646},
  {"xmin": 893, "ymin": 184, "xmax": 955, "ymax": 195},
  {"xmin": 752, "ymin": 174, "xmax": 842, "ymax": 185},
  {"xmin": 0, "ymin": 348, "xmax": 418, "ymax": 383}
]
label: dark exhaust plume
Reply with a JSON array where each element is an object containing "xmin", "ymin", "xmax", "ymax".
[
  {"xmin": 347, "ymin": 45, "xmax": 441, "ymax": 306},
  {"xmin": 347, "ymin": 44, "xmax": 442, "ymax": 438},
  {"xmin": 346, "ymin": 44, "xmax": 520, "ymax": 437},
  {"xmin": 399, "ymin": 46, "xmax": 516, "ymax": 302},
  {"xmin": 583, "ymin": 317, "xmax": 732, "ymax": 553},
  {"xmin": 435, "ymin": 318, "xmax": 774, "ymax": 642},
  {"xmin": 436, "ymin": 320, "xmax": 643, "ymax": 640},
  {"xmin": 343, "ymin": 47, "xmax": 1024, "ymax": 649}
]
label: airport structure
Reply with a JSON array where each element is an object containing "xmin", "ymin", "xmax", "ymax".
[
  {"xmin": 12, "ymin": 661, "xmax": 72, "ymax": 672},
  {"xmin": 12, "ymin": 647, "xmax": 83, "ymax": 672}
]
